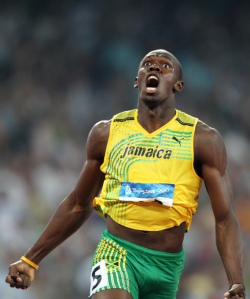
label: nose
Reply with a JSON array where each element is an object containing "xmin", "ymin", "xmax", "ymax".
[{"xmin": 149, "ymin": 64, "xmax": 160, "ymax": 72}]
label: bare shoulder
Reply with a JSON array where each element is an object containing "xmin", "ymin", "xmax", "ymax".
[
  {"xmin": 89, "ymin": 120, "xmax": 111, "ymax": 141},
  {"xmin": 195, "ymin": 120, "xmax": 224, "ymax": 146},
  {"xmin": 87, "ymin": 120, "xmax": 111, "ymax": 161},
  {"xmin": 194, "ymin": 120, "xmax": 227, "ymax": 174}
]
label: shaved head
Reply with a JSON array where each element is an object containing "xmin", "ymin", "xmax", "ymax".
[{"xmin": 141, "ymin": 49, "xmax": 183, "ymax": 81}]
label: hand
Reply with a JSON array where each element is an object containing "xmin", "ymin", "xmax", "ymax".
[
  {"xmin": 5, "ymin": 260, "xmax": 36, "ymax": 290},
  {"xmin": 224, "ymin": 284, "xmax": 245, "ymax": 299}
]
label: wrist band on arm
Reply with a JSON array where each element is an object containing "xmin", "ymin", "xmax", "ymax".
[
  {"xmin": 229, "ymin": 283, "xmax": 245, "ymax": 291},
  {"xmin": 21, "ymin": 256, "xmax": 39, "ymax": 270}
]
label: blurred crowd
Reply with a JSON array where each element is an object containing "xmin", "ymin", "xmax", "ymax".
[{"xmin": 0, "ymin": 1, "xmax": 250, "ymax": 298}]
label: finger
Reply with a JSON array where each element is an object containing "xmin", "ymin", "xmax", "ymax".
[
  {"xmin": 6, "ymin": 273, "xmax": 22, "ymax": 289},
  {"xmin": 229, "ymin": 284, "xmax": 245, "ymax": 297},
  {"xmin": 5, "ymin": 275, "xmax": 13, "ymax": 284},
  {"xmin": 8, "ymin": 266, "xmax": 19, "ymax": 279},
  {"xmin": 9, "ymin": 280, "xmax": 17, "ymax": 288},
  {"xmin": 11, "ymin": 276, "xmax": 22, "ymax": 283},
  {"xmin": 22, "ymin": 275, "xmax": 31, "ymax": 289},
  {"xmin": 6, "ymin": 275, "xmax": 16, "ymax": 287},
  {"xmin": 228, "ymin": 286, "xmax": 245, "ymax": 299},
  {"xmin": 8, "ymin": 267, "xmax": 22, "ymax": 284},
  {"xmin": 15, "ymin": 274, "xmax": 31, "ymax": 290},
  {"xmin": 15, "ymin": 284, "xmax": 22, "ymax": 289},
  {"xmin": 15, "ymin": 274, "xmax": 25, "ymax": 289},
  {"xmin": 27, "ymin": 277, "xmax": 31, "ymax": 287}
]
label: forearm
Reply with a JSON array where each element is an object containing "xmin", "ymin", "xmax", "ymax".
[
  {"xmin": 24, "ymin": 192, "xmax": 93, "ymax": 264},
  {"xmin": 216, "ymin": 215, "xmax": 244, "ymax": 286}
]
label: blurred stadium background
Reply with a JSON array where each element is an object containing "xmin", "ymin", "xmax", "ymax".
[{"xmin": 0, "ymin": 1, "xmax": 250, "ymax": 298}]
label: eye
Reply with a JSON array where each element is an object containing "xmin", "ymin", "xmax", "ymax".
[
  {"xmin": 163, "ymin": 63, "xmax": 170, "ymax": 69},
  {"xmin": 144, "ymin": 61, "xmax": 151, "ymax": 66}
]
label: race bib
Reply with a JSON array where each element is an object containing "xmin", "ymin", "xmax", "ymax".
[
  {"xmin": 119, "ymin": 182, "xmax": 175, "ymax": 207},
  {"xmin": 90, "ymin": 260, "xmax": 107, "ymax": 296}
]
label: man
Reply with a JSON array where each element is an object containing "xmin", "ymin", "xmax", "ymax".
[{"xmin": 6, "ymin": 49, "xmax": 245, "ymax": 299}]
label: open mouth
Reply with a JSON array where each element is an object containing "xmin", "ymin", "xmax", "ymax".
[{"xmin": 146, "ymin": 75, "xmax": 159, "ymax": 93}]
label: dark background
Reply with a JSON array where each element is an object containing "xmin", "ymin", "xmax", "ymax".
[{"xmin": 0, "ymin": 1, "xmax": 250, "ymax": 298}]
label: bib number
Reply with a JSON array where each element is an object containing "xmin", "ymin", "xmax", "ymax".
[{"xmin": 90, "ymin": 260, "xmax": 107, "ymax": 295}]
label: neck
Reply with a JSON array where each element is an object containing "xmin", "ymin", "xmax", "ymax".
[{"xmin": 137, "ymin": 98, "xmax": 176, "ymax": 133}]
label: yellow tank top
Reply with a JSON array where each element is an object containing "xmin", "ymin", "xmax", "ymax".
[{"xmin": 93, "ymin": 109, "xmax": 203, "ymax": 231}]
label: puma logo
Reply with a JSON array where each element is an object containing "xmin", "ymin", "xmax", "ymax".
[{"xmin": 172, "ymin": 136, "xmax": 184, "ymax": 146}]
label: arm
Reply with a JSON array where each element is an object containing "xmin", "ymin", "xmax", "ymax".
[
  {"xmin": 194, "ymin": 121, "xmax": 245, "ymax": 299},
  {"xmin": 5, "ymin": 120, "xmax": 110, "ymax": 290}
]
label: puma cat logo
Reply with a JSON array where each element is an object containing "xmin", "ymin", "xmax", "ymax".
[{"xmin": 172, "ymin": 136, "xmax": 184, "ymax": 146}]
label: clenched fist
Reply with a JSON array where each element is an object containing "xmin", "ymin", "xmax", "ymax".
[
  {"xmin": 224, "ymin": 284, "xmax": 245, "ymax": 299},
  {"xmin": 5, "ymin": 260, "xmax": 36, "ymax": 290}
]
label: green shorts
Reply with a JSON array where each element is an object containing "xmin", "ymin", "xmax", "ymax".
[{"xmin": 90, "ymin": 230, "xmax": 185, "ymax": 299}]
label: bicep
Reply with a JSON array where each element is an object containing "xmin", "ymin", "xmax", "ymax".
[
  {"xmin": 73, "ymin": 158, "xmax": 105, "ymax": 207},
  {"xmin": 198, "ymin": 126, "xmax": 235, "ymax": 221},
  {"xmin": 71, "ymin": 121, "xmax": 109, "ymax": 208}
]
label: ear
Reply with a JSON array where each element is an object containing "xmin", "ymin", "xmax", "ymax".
[
  {"xmin": 134, "ymin": 77, "xmax": 138, "ymax": 88},
  {"xmin": 173, "ymin": 81, "xmax": 184, "ymax": 93}
]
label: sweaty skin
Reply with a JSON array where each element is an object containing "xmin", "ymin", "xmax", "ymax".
[{"xmin": 5, "ymin": 50, "xmax": 245, "ymax": 299}]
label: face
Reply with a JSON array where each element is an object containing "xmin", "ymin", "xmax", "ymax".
[{"xmin": 134, "ymin": 50, "xmax": 183, "ymax": 106}]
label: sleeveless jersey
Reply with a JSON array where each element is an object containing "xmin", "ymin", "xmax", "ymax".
[{"xmin": 93, "ymin": 109, "xmax": 203, "ymax": 231}]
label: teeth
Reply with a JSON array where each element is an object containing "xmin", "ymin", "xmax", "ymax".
[
  {"xmin": 148, "ymin": 75, "xmax": 158, "ymax": 80},
  {"xmin": 147, "ymin": 87, "xmax": 156, "ymax": 91}
]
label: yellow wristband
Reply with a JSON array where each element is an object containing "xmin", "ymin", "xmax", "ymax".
[{"xmin": 21, "ymin": 256, "xmax": 39, "ymax": 270}]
